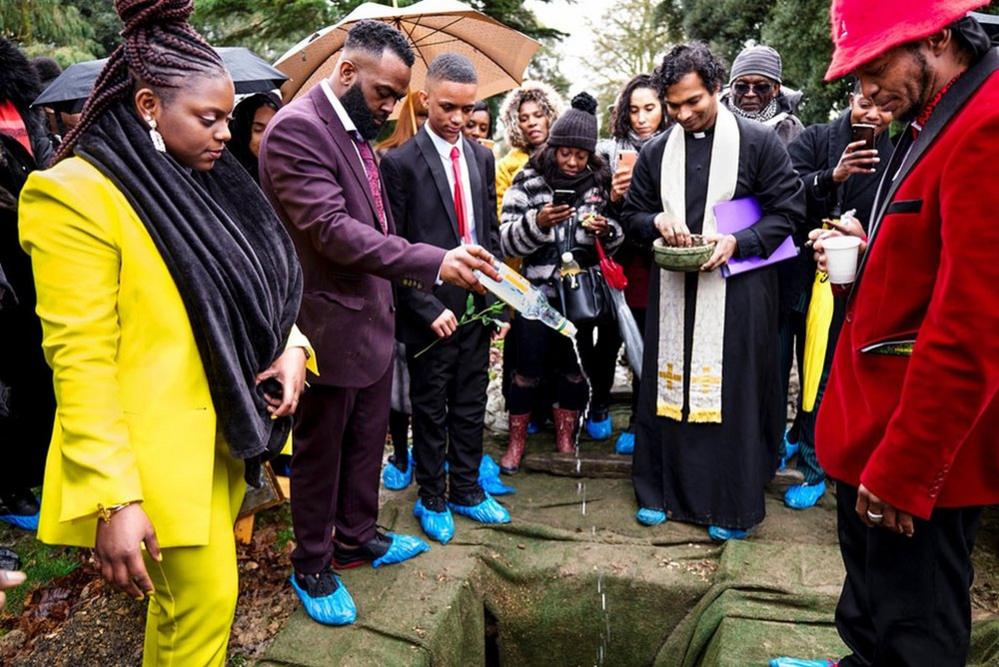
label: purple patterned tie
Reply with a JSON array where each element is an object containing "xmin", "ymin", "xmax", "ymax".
[{"xmin": 351, "ymin": 132, "xmax": 387, "ymax": 234}]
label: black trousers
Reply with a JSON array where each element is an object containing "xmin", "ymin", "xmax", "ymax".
[
  {"xmin": 835, "ymin": 482, "xmax": 982, "ymax": 667},
  {"xmin": 407, "ymin": 321, "xmax": 490, "ymax": 503}
]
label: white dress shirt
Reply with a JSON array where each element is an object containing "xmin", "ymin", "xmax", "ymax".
[{"xmin": 423, "ymin": 124, "xmax": 476, "ymax": 244}]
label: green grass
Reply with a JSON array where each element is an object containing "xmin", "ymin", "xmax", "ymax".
[{"xmin": 0, "ymin": 523, "xmax": 83, "ymax": 618}]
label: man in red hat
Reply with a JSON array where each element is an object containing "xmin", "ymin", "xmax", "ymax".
[{"xmin": 770, "ymin": 2, "xmax": 998, "ymax": 667}]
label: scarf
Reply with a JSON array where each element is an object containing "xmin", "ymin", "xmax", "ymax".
[
  {"xmin": 76, "ymin": 102, "xmax": 303, "ymax": 485},
  {"xmin": 656, "ymin": 104, "xmax": 740, "ymax": 423},
  {"xmin": 728, "ymin": 96, "xmax": 780, "ymax": 124},
  {"xmin": 542, "ymin": 162, "xmax": 601, "ymax": 201},
  {"xmin": 626, "ymin": 129, "xmax": 659, "ymax": 152}
]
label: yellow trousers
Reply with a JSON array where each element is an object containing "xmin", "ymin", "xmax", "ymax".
[{"xmin": 141, "ymin": 447, "xmax": 245, "ymax": 667}]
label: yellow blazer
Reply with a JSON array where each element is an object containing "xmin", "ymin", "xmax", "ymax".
[
  {"xmin": 494, "ymin": 147, "xmax": 530, "ymax": 218},
  {"xmin": 19, "ymin": 157, "xmax": 313, "ymax": 549}
]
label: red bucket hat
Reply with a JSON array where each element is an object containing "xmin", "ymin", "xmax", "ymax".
[{"xmin": 825, "ymin": 0, "xmax": 990, "ymax": 81}]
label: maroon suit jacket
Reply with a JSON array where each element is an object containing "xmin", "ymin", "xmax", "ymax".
[
  {"xmin": 259, "ymin": 85, "xmax": 446, "ymax": 388},
  {"xmin": 816, "ymin": 52, "xmax": 999, "ymax": 519}
]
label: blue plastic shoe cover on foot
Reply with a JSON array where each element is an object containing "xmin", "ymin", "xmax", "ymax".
[
  {"xmin": 526, "ymin": 421, "xmax": 540, "ymax": 435},
  {"xmin": 615, "ymin": 431, "xmax": 635, "ymax": 455},
  {"xmin": 784, "ymin": 480, "xmax": 827, "ymax": 510},
  {"xmin": 635, "ymin": 507, "xmax": 667, "ymax": 526},
  {"xmin": 413, "ymin": 500, "xmax": 455, "ymax": 544},
  {"xmin": 290, "ymin": 574, "xmax": 356, "ymax": 626},
  {"xmin": 449, "ymin": 495, "xmax": 511, "ymax": 524},
  {"xmin": 708, "ymin": 525, "xmax": 750, "ymax": 541},
  {"xmin": 0, "ymin": 512, "xmax": 39, "ymax": 531},
  {"xmin": 478, "ymin": 455, "xmax": 516, "ymax": 495},
  {"xmin": 779, "ymin": 429, "xmax": 800, "ymax": 470},
  {"xmin": 382, "ymin": 449, "xmax": 413, "ymax": 491},
  {"xmin": 769, "ymin": 658, "xmax": 836, "ymax": 667},
  {"xmin": 586, "ymin": 415, "xmax": 613, "ymax": 440},
  {"xmin": 371, "ymin": 532, "xmax": 430, "ymax": 568}
]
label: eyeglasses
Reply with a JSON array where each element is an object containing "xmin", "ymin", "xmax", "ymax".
[{"xmin": 732, "ymin": 81, "xmax": 774, "ymax": 96}]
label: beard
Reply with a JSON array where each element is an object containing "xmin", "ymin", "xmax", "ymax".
[
  {"xmin": 897, "ymin": 48, "xmax": 934, "ymax": 125},
  {"xmin": 339, "ymin": 84, "xmax": 381, "ymax": 140}
]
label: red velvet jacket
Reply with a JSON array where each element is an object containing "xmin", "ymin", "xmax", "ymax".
[{"xmin": 816, "ymin": 61, "xmax": 999, "ymax": 520}]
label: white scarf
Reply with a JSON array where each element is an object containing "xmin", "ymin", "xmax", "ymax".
[{"xmin": 656, "ymin": 103, "xmax": 740, "ymax": 423}]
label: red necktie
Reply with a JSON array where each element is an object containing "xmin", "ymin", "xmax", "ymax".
[
  {"xmin": 450, "ymin": 146, "xmax": 469, "ymax": 244},
  {"xmin": 352, "ymin": 132, "xmax": 387, "ymax": 234}
]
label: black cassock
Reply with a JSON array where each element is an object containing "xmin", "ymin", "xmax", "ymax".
[{"xmin": 621, "ymin": 117, "xmax": 805, "ymax": 530}]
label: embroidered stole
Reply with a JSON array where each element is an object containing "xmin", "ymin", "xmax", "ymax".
[{"xmin": 656, "ymin": 104, "xmax": 740, "ymax": 423}]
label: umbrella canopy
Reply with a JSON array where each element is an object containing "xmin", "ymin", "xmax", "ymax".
[
  {"xmin": 274, "ymin": 0, "xmax": 540, "ymax": 103},
  {"xmin": 33, "ymin": 47, "xmax": 288, "ymax": 113}
]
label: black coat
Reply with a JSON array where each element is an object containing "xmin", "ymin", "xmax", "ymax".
[
  {"xmin": 0, "ymin": 38, "xmax": 55, "ymax": 168},
  {"xmin": 380, "ymin": 128, "xmax": 501, "ymax": 347}
]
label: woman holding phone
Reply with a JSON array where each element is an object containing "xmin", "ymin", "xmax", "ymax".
[
  {"xmin": 782, "ymin": 87, "xmax": 893, "ymax": 510},
  {"xmin": 594, "ymin": 75, "xmax": 669, "ymax": 453},
  {"xmin": 497, "ymin": 93, "xmax": 622, "ymax": 473}
]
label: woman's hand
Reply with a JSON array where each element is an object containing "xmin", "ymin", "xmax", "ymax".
[
  {"xmin": 610, "ymin": 167, "xmax": 632, "ymax": 202},
  {"xmin": 537, "ymin": 203, "xmax": 574, "ymax": 230},
  {"xmin": 654, "ymin": 212, "xmax": 692, "ymax": 247},
  {"xmin": 832, "ymin": 140, "xmax": 880, "ymax": 183},
  {"xmin": 582, "ymin": 214, "xmax": 610, "ymax": 237},
  {"xmin": 256, "ymin": 347, "xmax": 307, "ymax": 417},
  {"xmin": 94, "ymin": 503, "xmax": 160, "ymax": 600}
]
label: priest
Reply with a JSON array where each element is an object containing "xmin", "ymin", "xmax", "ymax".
[{"xmin": 621, "ymin": 42, "xmax": 805, "ymax": 540}]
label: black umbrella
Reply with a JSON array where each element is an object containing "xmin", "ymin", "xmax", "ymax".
[
  {"xmin": 33, "ymin": 47, "xmax": 287, "ymax": 113},
  {"xmin": 971, "ymin": 11, "xmax": 999, "ymax": 45}
]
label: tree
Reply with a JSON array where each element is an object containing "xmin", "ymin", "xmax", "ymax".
[
  {"xmin": 526, "ymin": 39, "xmax": 571, "ymax": 98},
  {"xmin": 655, "ymin": 0, "xmax": 769, "ymax": 65},
  {"xmin": 0, "ymin": 0, "xmax": 99, "ymax": 65},
  {"xmin": 587, "ymin": 0, "xmax": 673, "ymax": 135}
]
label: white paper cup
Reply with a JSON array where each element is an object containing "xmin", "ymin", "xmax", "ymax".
[{"xmin": 823, "ymin": 235, "xmax": 862, "ymax": 284}]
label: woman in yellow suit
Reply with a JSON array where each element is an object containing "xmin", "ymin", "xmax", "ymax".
[{"xmin": 18, "ymin": 1, "xmax": 311, "ymax": 664}]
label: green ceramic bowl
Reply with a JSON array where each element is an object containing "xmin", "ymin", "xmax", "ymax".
[{"xmin": 653, "ymin": 235, "xmax": 716, "ymax": 272}]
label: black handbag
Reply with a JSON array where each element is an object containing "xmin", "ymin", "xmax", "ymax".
[{"xmin": 552, "ymin": 219, "xmax": 610, "ymax": 325}]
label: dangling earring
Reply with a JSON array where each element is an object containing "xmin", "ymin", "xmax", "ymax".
[{"xmin": 146, "ymin": 115, "xmax": 166, "ymax": 153}]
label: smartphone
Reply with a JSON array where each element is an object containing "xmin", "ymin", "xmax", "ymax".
[
  {"xmin": 552, "ymin": 189, "xmax": 576, "ymax": 208},
  {"xmin": 618, "ymin": 149, "xmax": 637, "ymax": 170},
  {"xmin": 478, "ymin": 138, "xmax": 495, "ymax": 149},
  {"xmin": 0, "ymin": 547, "xmax": 21, "ymax": 572},
  {"xmin": 850, "ymin": 124, "xmax": 876, "ymax": 151}
]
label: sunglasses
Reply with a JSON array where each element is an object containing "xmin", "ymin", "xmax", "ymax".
[{"xmin": 732, "ymin": 81, "xmax": 774, "ymax": 96}]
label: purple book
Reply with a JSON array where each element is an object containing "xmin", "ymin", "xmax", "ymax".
[{"xmin": 713, "ymin": 196, "xmax": 798, "ymax": 278}]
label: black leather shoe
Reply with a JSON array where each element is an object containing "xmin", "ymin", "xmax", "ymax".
[{"xmin": 332, "ymin": 532, "xmax": 392, "ymax": 569}]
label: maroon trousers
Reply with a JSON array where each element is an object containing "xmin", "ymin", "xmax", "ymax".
[{"xmin": 289, "ymin": 366, "xmax": 392, "ymax": 574}]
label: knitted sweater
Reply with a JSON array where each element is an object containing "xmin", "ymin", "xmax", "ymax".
[{"xmin": 499, "ymin": 166, "xmax": 622, "ymax": 288}]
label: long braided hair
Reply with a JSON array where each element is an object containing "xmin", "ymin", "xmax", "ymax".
[{"xmin": 53, "ymin": 0, "xmax": 225, "ymax": 164}]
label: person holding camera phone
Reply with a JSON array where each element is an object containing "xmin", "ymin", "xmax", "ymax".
[
  {"xmin": 497, "ymin": 92, "xmax": 622, "ymax": 473},
  {"xmin": 781, "ymin": 87, "xmax": 893, "ymax": 510}
]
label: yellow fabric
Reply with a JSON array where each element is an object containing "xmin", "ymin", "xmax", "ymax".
[
  {"xmin": 495, "ymin": 147, "xmax": 530, "ymax": 218},
  {"xmin": 802, "ymin": 271, "xmax": 834, "ymax": 412},
  {"xmin": 18, "ymin": 157, "xmax": 306, "ymax": 548},
  {"xmin": 142, "ymin": 442, "xmax": 244, "ymax": 667}
]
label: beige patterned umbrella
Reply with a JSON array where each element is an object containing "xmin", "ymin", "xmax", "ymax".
[{"xmin": 274, "ymin": 0, "xmax": 540, "ymax": 104}]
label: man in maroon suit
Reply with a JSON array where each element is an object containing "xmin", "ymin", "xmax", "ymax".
[
  {"xmin": 771, "ymin": 2, "xmax": 998, "ymax": 666},
  {"xmin": 259, "ymin": 20, "xmax": 499, "ymax": 626}
]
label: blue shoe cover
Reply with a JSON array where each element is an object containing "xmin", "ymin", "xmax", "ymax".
[
  {"xmin": 290, "ymin": 574, "xmax": 356, "ymax": 625},
  {"xmin": 779, "ymin": 429, "xmax": 800, "ymax": 470},
  {"xmin": 526, "ymin": 421, "xmax": 540, "ymax": 435},
  {"xmin": 0, "ymin": 512, "xmax": 39, "ymax": 531},
  {"xmin": 382, "ymin": 449, "xmax": 413, "ymax": 491},
  {"xmin": 586, "ymin": 414, "xmax": 613, "ymax": 440},
  {"xmin": 615, "ymin": 431, "xmax": 635, "ymax": 455},
  {"xmin": 478, "ymin": 455, "xmax": 516, "ymax": 495},
  {"xmin": 371, "ymin": 532, "xmax": 430, "ymax": 568},
  {"xmin": 708, "ymin": 525, "xmax": 750, "ymax": 541},
  {"xmin": 769, "ymin": 658, "xmax": 836, "ymax": 667},
  {"xmin": 413, "ymin": 499, "xmax": 455, "ymax": 544},
  {"xmin": 784, "ymin": 480, "xmax": 827, "ymax": 510},
  {"xmin": 449, "ymin": 495, "xmax": 511, "ymax": 524},
  {"xmin": 635, "ymin": 507, "xmax": 667, "ymax": 526}
]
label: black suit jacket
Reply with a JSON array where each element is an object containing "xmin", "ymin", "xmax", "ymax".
[{"xmin": 380, "ymin": 128, "xmax": 501, "ymax": 347}]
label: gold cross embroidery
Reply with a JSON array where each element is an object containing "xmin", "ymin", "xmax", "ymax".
[
  {"xmin": 659, "ymin": 363, "xmax": 683, "ymax": 391},
  {"xmin": 689, "ymin": 365, "xmax": 721, "ymax": 394}
]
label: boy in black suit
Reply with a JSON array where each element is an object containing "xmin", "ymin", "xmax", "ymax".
[{"xmin": 380, "ymin": 54, "xmax": 508, "ymax": 544}]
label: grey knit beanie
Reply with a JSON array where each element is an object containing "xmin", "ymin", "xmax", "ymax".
[
  {"xmin": 729, "ymin": 45, "xmax": 783, "ymax": 84},
  {"xmin": 547, "ymin": 92, "xmax": 598, "ymax": 153}
]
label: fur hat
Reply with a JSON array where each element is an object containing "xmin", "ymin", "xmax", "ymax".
[{"xmin": 499, "ymin": 80, "xmax": 564, "ymax": 151}]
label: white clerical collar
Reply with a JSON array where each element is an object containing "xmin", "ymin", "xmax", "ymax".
[
  {"xmin": 320, "ymin": 79, "xmax": 358, "ymax": 135},
  {"xmin": 424, "ymin": 123, "xmax": 463, "ymax": 158},
  {"xmin": 693, "ymin": 131, "xmax": 707, "ymax": 139}
]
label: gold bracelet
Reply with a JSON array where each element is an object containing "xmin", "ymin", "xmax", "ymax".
[{"xmin": 97, "ymin": 502, "xmax": 132, "ymax": 524}]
